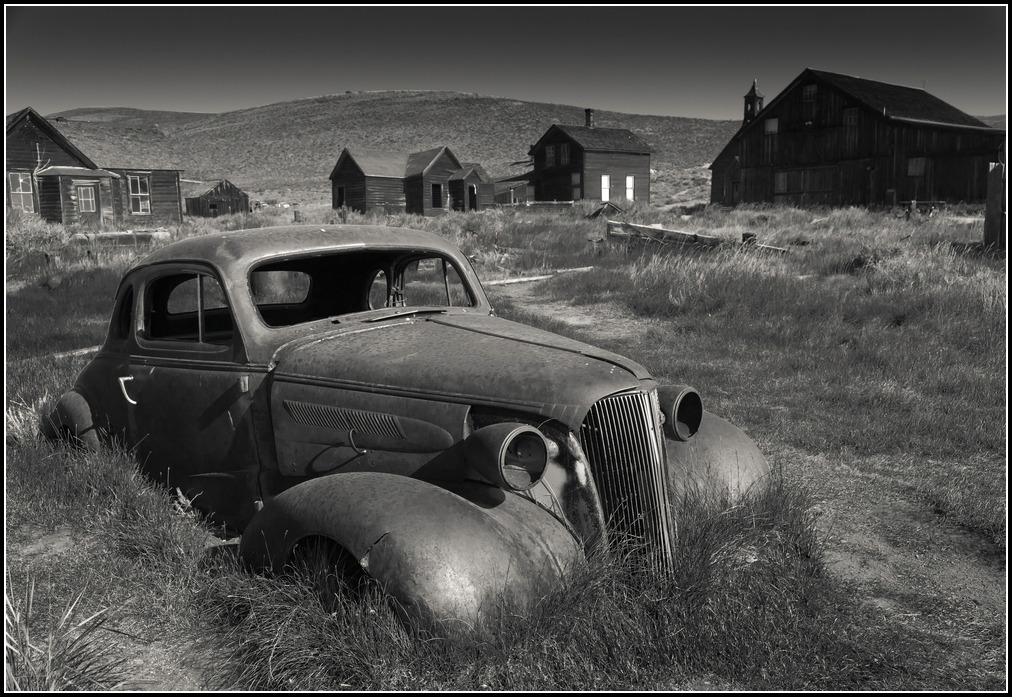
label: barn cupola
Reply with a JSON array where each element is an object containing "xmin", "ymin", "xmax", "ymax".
[
  {"xmin": 743, "ymin": 79, "xmax": 764, "ymax": 126},
  {"xmin": 585, "ymin": 108, "xmax": 595, "ymax": 128}
]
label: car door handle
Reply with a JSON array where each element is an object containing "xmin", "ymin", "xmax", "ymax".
[{"xmin": 118, "ymin": 376, "xmax": 138, "ymax": 405}]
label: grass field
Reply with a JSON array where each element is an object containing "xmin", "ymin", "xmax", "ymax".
[{"xmin": 5, "ymin": 201, "xmax": 1005, "ymax": 689}]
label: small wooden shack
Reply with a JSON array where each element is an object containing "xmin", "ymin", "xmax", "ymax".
[
  {"xmin": 184, "ymin": 179, "xmax": 250, "ymax": 217},
  {"xmin": 448, "ymin": 163, "xmax": 494, "ymax": 212}
]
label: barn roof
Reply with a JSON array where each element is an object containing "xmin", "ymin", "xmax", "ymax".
[
  {"xmin": 5, "ymin": 107, "xmax": 100, "ymax": 170},
  {"xmin": 50, "ymin": 119, "xmax": 185, "ymax": 170},
  {"xmin": 530, "ymin": 124, "xmax": 652, "ymax": 155},
  {"xmin": 808, "ymin": 69, "xmax": 994, "ymax": 129}
]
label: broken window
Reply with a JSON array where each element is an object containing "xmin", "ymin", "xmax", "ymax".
[
  {"xmin": 146, "ymin": 272, "xmax": 233, "ymax": 345},
  {"xmin": 8, "ymin": 172, "xmax": 34, "ymax": 212}
]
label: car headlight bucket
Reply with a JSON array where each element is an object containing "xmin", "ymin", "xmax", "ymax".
[
  {"xmin": 464, "ymin": 423, "xmax": 549, "ymax": 491},
  {"xmin": 658, "ymin": 385, "xmax": 703, "ymax": 441}
]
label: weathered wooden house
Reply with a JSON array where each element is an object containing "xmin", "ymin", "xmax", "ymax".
[
  {"xmin": 6, "ymin": 107, "xmax": 184, "ymax": 228},
  {"xmin": 6, "ymin": 107, "xmax": 120, "ymax": 229},
  {"xmin": 494, "ymin": 172, "xmax": 535, "ymax": 204},
  {"xmin": 710, "ymin": 69, "xmax": 1006, "ymax": 206},
  {"xmin": 528, "ymin": 109, "xmax": 652, "ymax": 203},
  {"xmin": 184, "ymin": 179, "xmax": 250, "ymax": 217},
  {"xmin": 329, "ymin": 146, "xmax": 490, "ymax": 215},
  {"xmin": 448, "ymin": 163, "xmax": 495, "ymax": 211}
]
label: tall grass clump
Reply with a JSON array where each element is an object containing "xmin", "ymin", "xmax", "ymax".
[
  {"xmin": 5, "ymin": 572, "xmax": 125, "ymax": 691},
  {"xmin": 197, "ymin": 473, "xmax": 917, "ymax": 690},
  {"xmin": 5, "ymin": 208, "xmax": 68, "ymax": 263}
]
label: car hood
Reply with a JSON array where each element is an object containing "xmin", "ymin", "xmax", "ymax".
[{"xmin": 269, "ymin": 312, "xmax": 654, "ymax": 427}]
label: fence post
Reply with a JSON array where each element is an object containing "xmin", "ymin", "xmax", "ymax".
[{"xmin": 983, "ymin": 162, "xmax": 1005, "ymax": 250}]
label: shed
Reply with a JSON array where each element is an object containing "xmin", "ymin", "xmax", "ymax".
[
  {"xmin": 184, "ymin": 179, "xmax": 251, "ymax": 217},
  {"xmin": 448, "ymin": 162, "xmax": 495, "ymax": 211}
]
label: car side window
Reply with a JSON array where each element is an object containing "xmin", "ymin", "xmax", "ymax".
[
  {"xmin": 398, "ymin": 257, "xmax": 474, "ymax": 308},
  {"xmin": 145, "ymin": 272, "xmax": 234, "ymax": 345}
]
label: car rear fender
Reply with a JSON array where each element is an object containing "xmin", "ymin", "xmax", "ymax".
[
  {"xmin": 239, "ymin": 471, "xmax": 582, "ymax": 634},
  {"xmin": 664, "ymin": 411, "xmax": 771, "ymax": 499},
  {"xmin": 39, "ymin": 389, "xmax": 103, "ymax": 448}
]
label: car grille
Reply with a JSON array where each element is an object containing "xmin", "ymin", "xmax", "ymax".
[{"xmin": 579, "ymin": 390, "xmax": 673, "ymax": 573}]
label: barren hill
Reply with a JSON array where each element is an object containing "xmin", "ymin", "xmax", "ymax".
[{"xmin": 48, "ymin": 91, "xmax": 741, "ymax": 200}]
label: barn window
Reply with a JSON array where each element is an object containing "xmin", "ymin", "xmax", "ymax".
[
  {"xmin": 601, "ymin": 174, "xmax": 610, "ymax": 202},
  {"xmin": 907, "ymin": 157, "xmax": 926, "ymax": 177},
  {"xmin": 560, "ymin": 143, "xmax": 570, "ymax": 165},
  {"xmin": 77, "ymin": 186, "xmax": 96, "ymax": 213},
  {"xmin": 764, "ymin": 118, "xmax": 778, "ymax": 135},
  {"xmin": 626, "ymin": 175, "xmax": 635, "ymax": 201},
  {"xmin": 764, "ymin": 118, "xmax": 779, "ymax": 163},
  {"xmin": 803, "ymin": 84, "xmax": 817, "ymax": 102},
  {"xmin": 545, "ymin": 145, "xmax": 555, "ymax": 167},
  {"xmin": 431, "ymin": 183, "xmax": 443, "ymax": 208},
  {"xmin": 8, "ymin": 172, "xmax": 34, "ymax": 212},
  {"xmin": 128, "ymin": 174, "xmax": 151, "ymax": 214}
]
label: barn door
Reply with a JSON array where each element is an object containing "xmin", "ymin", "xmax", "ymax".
[{"xmin": 468, "ymin": 185, "xmax": 478, "ymax": 211}]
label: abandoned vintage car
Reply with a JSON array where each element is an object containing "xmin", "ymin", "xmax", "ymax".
[{"xmin": 42, "ymin": 224, "xmax": 769, "ymax": 631}]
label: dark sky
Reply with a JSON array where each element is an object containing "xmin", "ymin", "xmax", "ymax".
[{"xmin": 5, "ymin": 5, "xmax": 1007, "ymax": 120}]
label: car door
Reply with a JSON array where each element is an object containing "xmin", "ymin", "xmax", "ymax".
[{"xmin": 121, "ymin": 264, "xmax": 261, "ymax": 529}]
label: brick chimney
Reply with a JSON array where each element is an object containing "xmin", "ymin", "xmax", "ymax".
[{"xmin": 585, "ymin": 108, "xmax": 595, "ymax": 128}]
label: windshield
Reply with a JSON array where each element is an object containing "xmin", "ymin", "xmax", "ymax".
[{"xmin": 249, "ymin": 249, "xmax": 477, "ymax": 328}]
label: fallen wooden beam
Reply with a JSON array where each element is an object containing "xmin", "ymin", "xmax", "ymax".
[{"xmin": 606, "ymin": 220, "xmax": 788, "ymax": 254}]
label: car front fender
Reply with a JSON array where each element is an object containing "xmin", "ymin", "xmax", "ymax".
[
  {"xmin": 665, "ymin": 411, "xmax": 770, "ymax": 499},
  {"xmin": 240, "ymin": 471, "xmax": 582, "ymax": 635}
]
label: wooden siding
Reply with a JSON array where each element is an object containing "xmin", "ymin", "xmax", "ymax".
[
  {"xmin": 406, "ymin": 151, "xmax": 459, "ymax": 216},
  {"xmin": 583, "ymin": 151, "xmax": 651, "ymax": 204},
  {"xmin": 449, "ymin": 176, "xmax": 494, "ymax": 211},
  {"xmin": 331, "ymin": 158, "xmax": 406, "ymax": 213},
  {"xmin": 109, "ymin": 170, "xmax": 182, "ymax": 226},
  {"xmin": 6, "ymin": 118, "xmax": 91, "ymax": 171},
  {"xmin": 715, "ymin": 73, "xmax": 1005, "ymax": 205}
]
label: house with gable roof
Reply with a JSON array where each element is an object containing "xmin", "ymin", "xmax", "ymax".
[
  {"xmin": 5, "ymin": 106, "xmax": 184, "ymax": 228},
  {"xmin": 527, "ymin": 109, "xmax": 652, "ymax": 204},
  {"xmin": 329, "ymin": 145, "xmax": 493, "ymax": 215},
  {"xmin": 710, "ymin": 68, "xmax": 1005, "ymax": 206}
]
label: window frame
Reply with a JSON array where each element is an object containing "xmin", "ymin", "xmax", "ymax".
[
  {"xmin": 128, "ymin": 174, "xmax": 152, "ymax": 215},
  {"xmin": 8, "ymin": 171, "xmax": 35, "ymax": 212},
  {"xmin": 78, "ymin": 185, "xmax": 96, "ymax": 213}
]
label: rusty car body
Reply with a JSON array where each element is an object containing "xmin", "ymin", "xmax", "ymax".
[{"xmin": 42, "ymin": 224, "xmax": 769, "ymax": 632}]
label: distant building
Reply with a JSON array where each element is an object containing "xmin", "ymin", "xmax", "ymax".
[
  {"xmin": 329, "ymin": 146, "xmax": 493, "ymax": 215},
  {"xmin": 184, "ymin": 179, "xmax": 250, "ymax": 217},
  {"xmin": 527, "ymin": 109, "xmax": 652, "ymax": 203},
  {"xmin": 710, "ymin": 69, "xmax": 1006, "ymax": 206}
]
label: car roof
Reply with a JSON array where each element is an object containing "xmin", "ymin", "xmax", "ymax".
[{"xmin": 131, "ymin": 224, "xmax": 463, "ymax": 275}]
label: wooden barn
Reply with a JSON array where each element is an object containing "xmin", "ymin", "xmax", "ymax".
[
  {"xmin": 6, "ymin": 107, "xmax": 120, "ymax": 229},
  {"xmin": 184, "ymin": 179, "xmax": 250, "ymax": 217},
  {"xmin": 448, "ymin": 162, "xmax": 495, "ymax": 212},
  {"xmin": 329, "ymin": 146, "xmax": 490, "ymax": 216},
  {"xmin": 710, "ymin": 69, "xmax": 1006, "ymax": 206},
  {"xmin": 494, "ymin": 172, "xmax": 535, "ymax": 204},
  {"xmin": 528, "ymin": 109, "xmax": 652, "ymax": 203}
]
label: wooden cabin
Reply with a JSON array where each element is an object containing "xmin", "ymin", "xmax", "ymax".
[
  {"xmin": 710, "ymin": 69, "xmax": 1006, "ymax": 206},
  {"xmin": 184, "ymin": 179, "xmax": 250, "ymax": 217},
  {"xmin": 330, "ymin": 146, "xmax": 488, "ymax": 216},
  {"xmin": 6, "ymin": 107, "xmax": 120, "ymax": 229},
  {"xmin": 528, "ymin": 109, "xmax": 652, "ymax": 204}
]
